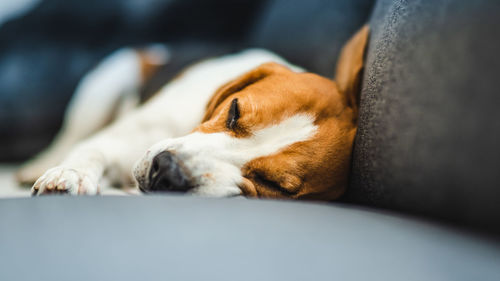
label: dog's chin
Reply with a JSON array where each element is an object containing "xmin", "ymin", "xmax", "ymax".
[{"xmin": 137, "ymin": 180, "xmax": 243, "ymax": 197}]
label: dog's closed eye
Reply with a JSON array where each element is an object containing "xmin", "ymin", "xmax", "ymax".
[{"xmin": 226, "ymin": 98, "xmax": 240, "ymax": 130}]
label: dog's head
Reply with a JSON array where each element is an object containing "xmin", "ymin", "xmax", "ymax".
[{"xmin": 135, "ymin": 26, "xmax": 369, "ymax": 200}]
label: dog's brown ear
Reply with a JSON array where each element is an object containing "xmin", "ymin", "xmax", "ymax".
[
  {"xmin": 202, "ymin": 62, "xmax": 289, "ymax": 122},
  {"xmin": 335, "ymin": 25, "xmax": 370, "ymax": 120}
]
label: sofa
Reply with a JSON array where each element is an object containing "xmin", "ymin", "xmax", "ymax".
[{"xmin": 1, "ymin": 0, "xmax": 499, "ymax": 280}]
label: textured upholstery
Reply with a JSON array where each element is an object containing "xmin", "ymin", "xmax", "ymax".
[
  {"xmin": 1, "ymin": 196, "xmax": 499, "ymax": 281},
  {"xmin": 346, "ymin": 0, "xmax": 500, "ymax": 233}
]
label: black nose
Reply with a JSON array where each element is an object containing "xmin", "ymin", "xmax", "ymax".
[{"xmin": 146, "ymin": 151, "xmax": 192, "ymax": 193}]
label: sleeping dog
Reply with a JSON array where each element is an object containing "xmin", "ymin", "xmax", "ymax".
[{"xmin": 17, "ymin": 26, "xmax": 369, "ymax": 199}]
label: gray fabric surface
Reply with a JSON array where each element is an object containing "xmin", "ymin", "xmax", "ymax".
[
  {"xmin": 1, "ymin": 196, "xmax": 500, "ymax": 281},
  {"xmin": 249, "ymin": 0, "xmax": 374, "ymax": 77},
  {"xmin": 346, "ymin": 0, "xmax": 500, "ymax": 233}
]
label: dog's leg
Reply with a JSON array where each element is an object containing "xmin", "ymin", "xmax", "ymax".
[
  {"xmin": 30, "ymin": 58, "xmax": 208, "ymax": 195},
  {"xmin": 16, "ymin": 46, "xmax": 169, "ymax": 185},
  {"xmin": 31, "ymin": 75, "xmax": 200, "ymax": 196},
  {"xmin": 31, "ymin": 115, "xmax": 166, "ymax": 195}
]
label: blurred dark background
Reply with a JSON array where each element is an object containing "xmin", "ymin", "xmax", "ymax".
[{"xmin": 0, "ymin": 0, "xmax": 373, "ymax": 162}]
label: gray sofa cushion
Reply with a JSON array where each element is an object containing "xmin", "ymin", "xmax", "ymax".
[
  {"xmin": 346, "ymin": 0, "xmax": 500, "ymax": 233},
  {"xmin": 1, "ymin": 196, "xmax": 500, "ymax": 281}
]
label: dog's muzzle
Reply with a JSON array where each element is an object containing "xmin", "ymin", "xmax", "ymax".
[{"xmin": 140, "ymin": 151, "xmax": 193, "ymax": 193}]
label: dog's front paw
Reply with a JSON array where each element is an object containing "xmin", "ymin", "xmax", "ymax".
[{"xmin": 32, "ymin": 166, "xmax": 99, "ymax": 196}]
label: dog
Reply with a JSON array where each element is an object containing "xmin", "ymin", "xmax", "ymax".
[{"xmin": 18, "ymin": 25, "xmax": 369, "ymax": 200}]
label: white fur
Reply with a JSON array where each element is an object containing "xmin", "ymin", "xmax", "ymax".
[
  {"xmin": 134, "ymin": 114, "xmax": 317, "ymax": 196},
  {"xmin": 32, "ymin": 49, "xmax": 305, "ymax": 196}
]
